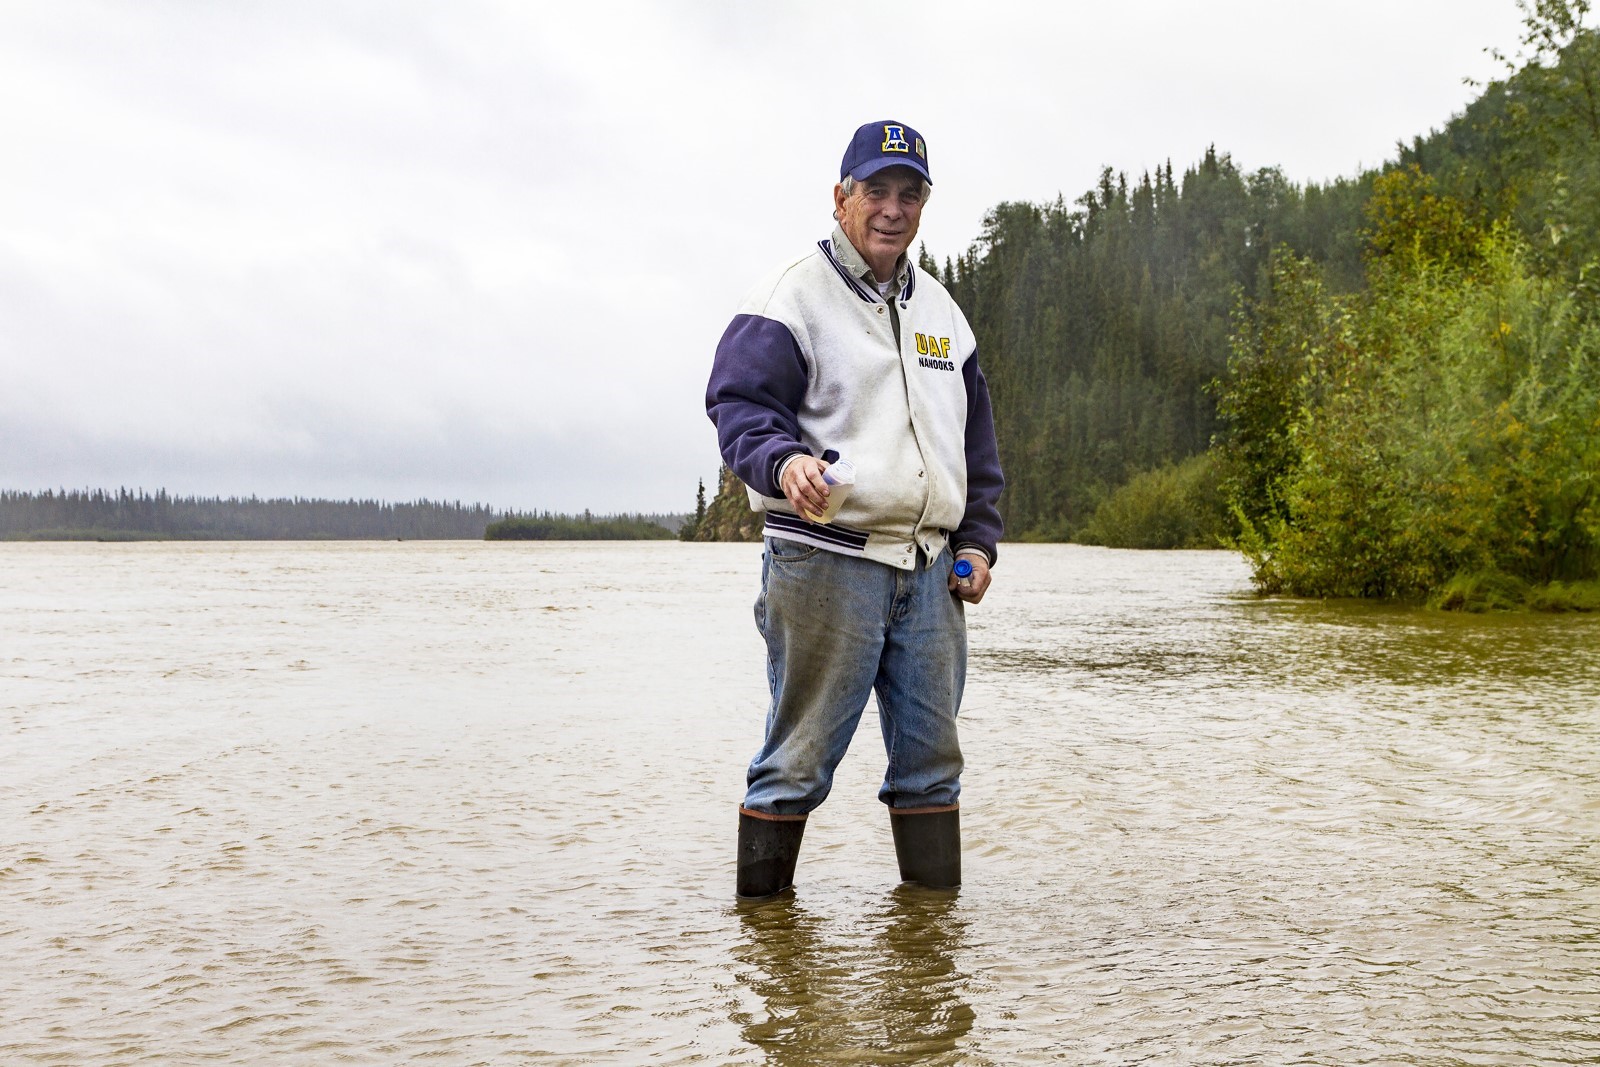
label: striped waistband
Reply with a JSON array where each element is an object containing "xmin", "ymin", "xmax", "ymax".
[{"xmin": 762, "ymin": 512, "xmax": 869, "ymax": 556}]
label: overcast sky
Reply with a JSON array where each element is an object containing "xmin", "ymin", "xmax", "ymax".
[{"xmin": 1, "ymin": 0, "xmax": 1535, "ymax": 514}]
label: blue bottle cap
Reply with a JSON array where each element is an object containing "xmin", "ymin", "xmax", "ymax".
[{"xmin": 952, "ymin": 558, "xmax": 974, "ymax": 578}]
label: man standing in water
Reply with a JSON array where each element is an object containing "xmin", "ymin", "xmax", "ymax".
[{"xmin": 706, "ymin": 120, "xmax": 1004, "ymax": 898}]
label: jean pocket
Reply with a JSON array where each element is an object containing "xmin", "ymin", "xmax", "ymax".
[{"xmin": 767, "ymin": 536, "xmax": 820, "ymax": 563}]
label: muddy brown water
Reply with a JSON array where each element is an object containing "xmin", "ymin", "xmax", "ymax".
[{"xmin": 3, "ymin": 541, "xmax": 1597, "ymax": 1064}]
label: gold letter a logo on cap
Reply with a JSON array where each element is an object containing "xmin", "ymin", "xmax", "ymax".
[{"xmin": 881, "ymin": 125, "xmax": 911, "ymax": 153}]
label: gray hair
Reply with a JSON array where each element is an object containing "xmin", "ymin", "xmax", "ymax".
[{"xmin": 839, "ymin": 174, "xmax": 932, "ymax": 204}]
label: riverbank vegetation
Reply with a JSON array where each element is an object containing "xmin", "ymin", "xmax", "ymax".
[
  {"xmin": 690, "ymin": 1, "xmax": 1598, "ymax": 608},
  {"xmin": 1074, "ymin": 453, "xmax": 1229, "ymax": 550}
]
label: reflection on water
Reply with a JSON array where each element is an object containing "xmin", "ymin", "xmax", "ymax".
[
  {"xmin": 2, "ymin": 541, "xmax": 1597, "ymax": 1064},
  {"xmin": 733, "ymin": 888, "xmax": 975, "ymax": 1065}
]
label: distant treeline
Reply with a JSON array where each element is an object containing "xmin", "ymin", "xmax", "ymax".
[
  {"xmin": 1, "ymin": 488, "xmax": 684, "ymax": 541},
  {"xmin": 485, "ymin": 511, "xmax": 676, "ymax": 540}
]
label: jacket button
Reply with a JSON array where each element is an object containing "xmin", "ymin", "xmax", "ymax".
[
  {"xmin": 876, "ymin": 306, "xmax": 885, "ymax": 315},
  {"xmin": 917, "ymin": 470, "xmax": 924, "ymax": 477}
]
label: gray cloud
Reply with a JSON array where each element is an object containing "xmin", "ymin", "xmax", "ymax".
[{"xmin": 0, "ymin": 0, "xmax": 1528, "ymax": 513}]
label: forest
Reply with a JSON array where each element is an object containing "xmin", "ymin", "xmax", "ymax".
[
  {"xmin": 0, "ymin": 488, "xmax": 681, "ymax": 542},
  {"xmin": 686, "ymin": 1, "xmax": 1599, "ymax": 607},
  {"xmin": 485, "ymin": 512, "xmax": 675, "ymax": 540}
]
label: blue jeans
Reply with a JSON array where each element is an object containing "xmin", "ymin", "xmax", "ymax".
[{"xmin": 743, "ymin": 537, "xmax": 966, "ymax": 816}]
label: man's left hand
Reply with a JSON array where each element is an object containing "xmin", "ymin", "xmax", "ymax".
[{"xmin": 949, "ymin": 553, "xmax": 992, "ymax": 605}]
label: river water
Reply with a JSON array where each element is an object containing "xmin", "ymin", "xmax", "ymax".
[{"xmin": 2, "ymin": 541, "xmax": 1597, "ymax": 1065}]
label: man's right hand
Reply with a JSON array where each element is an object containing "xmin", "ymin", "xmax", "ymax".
[{"xmin": 780, "ymin": 455, "xmax": 831, "ymax": 521}]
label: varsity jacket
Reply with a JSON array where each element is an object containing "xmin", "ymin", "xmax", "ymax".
[{"xmin": 706, "ymin": 230, "xmax": 1004, "ymax": 571}]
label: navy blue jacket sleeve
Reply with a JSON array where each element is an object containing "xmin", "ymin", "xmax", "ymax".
[
  {"xmin": 953, "ymin": 348, "xmax": 1005, "ymax": 564},
  {"xmin": 705, "ymin": 314, "xmax": 811, "ymax": 499}
]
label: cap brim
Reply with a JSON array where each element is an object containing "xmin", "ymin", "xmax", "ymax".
[{"xmin": 847, "ymin": 157, "xmax": 931, "ymax": 185}]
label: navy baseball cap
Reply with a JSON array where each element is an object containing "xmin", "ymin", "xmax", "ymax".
[{"xmin": 840, "ymin": 120, "xmax": 931, "ymax": 185}]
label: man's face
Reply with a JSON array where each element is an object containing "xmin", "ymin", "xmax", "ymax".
[{"xmin": 834, "ymin": 166, "xmax": 925, "ymax": 281}]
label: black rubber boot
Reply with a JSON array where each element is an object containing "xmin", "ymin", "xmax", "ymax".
[
  {"xmin": 736, "ymin": 809, "xmax": 807, "ymax": 899},
  {"xmin": 889, "ymin": 807, "xmax": 961, "ymax": 889}
]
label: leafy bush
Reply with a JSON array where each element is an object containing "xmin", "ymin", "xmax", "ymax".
[{"xmin": 1077, "ymin": 453, "xmax": 1228, "ymax": 549}]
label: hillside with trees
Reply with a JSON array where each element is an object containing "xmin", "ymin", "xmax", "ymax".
[
  {"xmin": 931, "ymin": 150, "xmax": 1371, "ymax": 540},
  {"xmin": 678, "ymin": 467, "xmax": 763, "ymax": 543}
]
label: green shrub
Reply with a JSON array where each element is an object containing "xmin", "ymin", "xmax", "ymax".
[
  {"xmin": 1077, "ymin": 453, "xmax": 1228, "ymax": 549},
  {"xmin": 1525, "ymin": 580, "xmax": 1600, "ymax": 612},
  {"xmin": 1430, "ymin": 572, "xmax": 1600, "ymax": 612},
  {"xmin": 1429, "ymin": 570, "xmax": 1532, "ymax": 611}
]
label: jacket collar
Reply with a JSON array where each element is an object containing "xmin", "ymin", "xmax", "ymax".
[{"xmin": 820, "ymin": 226, "xmax": 916, "ymax": 304}]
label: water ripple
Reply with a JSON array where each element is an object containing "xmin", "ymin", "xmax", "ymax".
[{"xmin": 1, "ymin": 542, "xmax": 1596, "ymax": 1064}]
